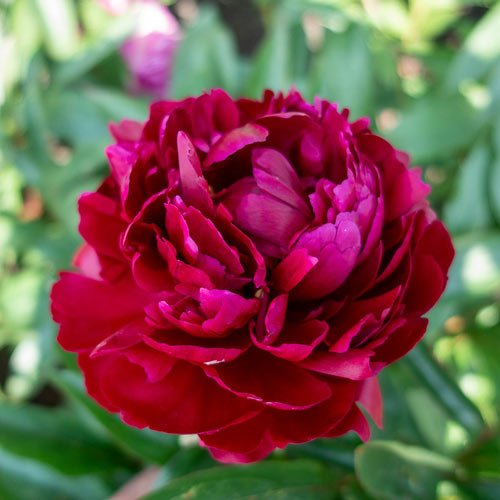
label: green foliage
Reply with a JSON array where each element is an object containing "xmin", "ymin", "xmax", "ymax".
[
  {"xmin": 1, "ymin": 0, "xmax": 500, "ymax": 498},
  {"xmin": 142, "ymin": 460, "xmax": 336, "ymax": 500}
]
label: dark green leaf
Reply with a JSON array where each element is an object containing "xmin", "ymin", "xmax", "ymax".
[
  {"xmin": 142, "ymin": 460, "xmax": 336, "ymax": 500},
  {"xmin": 0, "ymin": 447, "xmax": 110, "ymax": 500},
  {"xmin": 0, "ymin": 400, "xmax": 133, "ymax": 475},
  {"xmin": 287, "ymin": 439, "xmax": 356, "ymax": 469},
  {"xmin": 403, "ymin": 343, "xmax": 485, "ymax": 439}
]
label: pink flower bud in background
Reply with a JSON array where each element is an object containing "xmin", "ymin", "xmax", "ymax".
[{"xmin": 98, "ymin": 0, "xmax": 181, "ymax": 98}]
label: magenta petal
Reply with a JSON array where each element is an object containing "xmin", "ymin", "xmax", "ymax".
[
  {"xmin": 233, "ymin": 193, "xmax": 310, "ymax": 250},
  {"xmin": 91, "ymin": 319, "xmax": 152, "ymax": 357},
  {"xmin": 199, "ymin": 288, "xmax": 260, "ymax": 336},
  {"xmin": 141, "ymin": 328, "xmax": 250, "ymax": 364},
  {"xmin": 105, "ymin": 145, "xmax": 135, "ymax": 199},
  {"xmin": 325, "ymin": 404, "xmax": 371, "ymax": 442},
  {"xmin": 164, "ymin": 204, "xmax": 199, "ymax": 265},
  {"xmin": 299, "ymin": 349, "xmax": 375, "ymax": 380},
  {"xmin": 51, "ymin": 272, "xmax": 151, "ymax": 353},
  {"xmin": 124, "ymin": 344, "xmax": 177, "ymax": 383},
  {"xmin": 272, "ymin": 248, "xmax": 318, "ymax": 292},
  {"xmin": 386, "ymin": 167, "xmax": 431, "ymax": 221},
  {"xmin": 203, "ymin": 349, "xmax": 332, "ymax": 410},
  {"xmin": 204, "ymin": 123, "xmax": 269, "ymax": 166},
  {"xmin": 359, "ymin": 376, "xmax": 383, "ymax": 429},
  {"xmin": 199, "ymin": 412, "xmax": 269, "ymax": 456},
  {"xmin": 177, "ymin": 131, "xmax": 213, "ymax": 214},
  {"xmin": 292, "ymin": 221, "xmax": 361, "ymax": 300},
  {"xmin": 78, "ymin": 192, "xmax": 127, "ymax": 264},
  {"xmin": 78, "ymin": 354, "xmax": 119, "ymax": 413},
  {"xmin": 73, "ymin": 244, "xmax": 102, "ymax": 280},
  {"xmin": 252, "ymin": 320, "xmax": 328, "ymax": 362},
  {"xmin": 184, "ymin": 207, "xmax": 244, "ymax": 275},
  {"xmin": 109, "ymin": 119, "xmax": 143, "ymax": 143},
  {"xmin": 100, "ymin": 356, "xmax": 258, "ymax": 434},
  {"xmin": 373, "ymin": 317, "xmax": 428, "ymax": 364},
  {"xmin": 263, "ymin": 294, "xmax": 288, "ymax": 342},
  {"xmin": 252, "ymin": 148, "xmax": 311, "ymax": 216}
]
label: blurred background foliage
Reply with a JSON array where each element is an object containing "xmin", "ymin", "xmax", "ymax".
[{"xmin": 0, "ymin": 0, "xmax": 500, "ymax": 498}]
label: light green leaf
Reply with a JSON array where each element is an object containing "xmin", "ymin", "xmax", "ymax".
[
  {"xmin": 386, "ymin": 93, "xmax": 482, "ymax": 163},
  {"xmin": 488, "ymin": 119, "xmax": 500, "ymax": 224},
  {"xmin": 53, "ymin": 14, "xmax": 134, "ymax": 87},
  {"xmin": 355, "ymin": 441, "xmax": 455, "ymax": 500},
  {"xmin": 445, "ymin": 232, "xmax": 500, "ymax": 300},
  {"xmin": 309, "ymin": 24, "xmax": 373, "ymax": 119},
  {"xmin": 404, "ymin": 343, "xmax": 485, "ymax": 438},
  {"xmin": 245, "ymin": 4, "xmax": 296, "ymax": 98},
  {"xmin": 443, "ymin": 140, "xmax": 493, "ymax": 234},
  {"xmin": 143, "ymin": 460, "xmax": 336, "ymax": 500},
  {"xmin": 171, "ymin": 6, "xmax": 240, "ymax": 99},
  {"xmin": 447, "ymin": 2, "xmax": 500, "ymax": 89},
  {"xmin": 32, "ymin": 0, "xmax": 80, "ymax": 60}
]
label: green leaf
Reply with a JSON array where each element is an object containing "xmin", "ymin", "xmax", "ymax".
[
  {"xmin": 0, "ymin": 400, "xmax": 133, "ymax": 475},
  {"xmin": 171, "ymin": 6, "xmax": 240, "ymax": 99},
  {"xmin": 403, "ymin": 343, "xmax": 485, "ymax": 439},
  {"xmin": 458, "ymin": 477, "xmax": 500, "ymax": 500},
  {"xmin": 287, "ymin": 438, "xmax": 357, "ymax": 469},
  {"xmin": 32, "ymin": 0, "xmax": 80, "ymax": 60},
  {"xmin": 444, "ymin": 232, "xmax": 500, "ymax": 300},
  {"xmin": 0, "ymin": 269, "xmax": 44, "ymax": 331},
  {"xmin": 45, "ymin": 89, "xmax": 109, "ymax": 147},
  {"xmin": 309, "ymin": 24, "xmax": 373, "ymax": 119},
  {"xmin": 153, "ymin": 447, "xmax": 216, "ymax": 489},
  {"xmin": 53, "ymin": 14, "xmax": 134, "ymax": 87},
  {"xmin": 386, "ymin": 93, "xmax": 482, "ymax": 163},
  {"xmin": 406, "ymin": 388, "xmax": 468, "ymax": 454},
  {"xmin": 355, "ymin": 441, "xmax": 455, "ymax": 500},
  {"xmin": 82, "ymin": 85, "xmax": 149, "ymax": 123},
  {"xmin": 0, "ymin": 447, "xmax": 110, "ymax": 500},
  {"xmin": 142, "ymin": 460, "xmax": 336, "ymax": 500},
  {"xmin": 245, "ymin": 4, "xmax": 296, "ymax": 98},
  {"xmin": 446, "ymin": 2, "xmax": 500, "ymax": 89},
  {"xmin": 50, "ymin": 369, "xmax": 179, "ymax": 464},
  {"xmin": 488, "ymin": 119, "xmax": 500, "ymax": 224},
  {"xmin": 443, "ymin": 140, "xmax": 493, "ymax": 235}
]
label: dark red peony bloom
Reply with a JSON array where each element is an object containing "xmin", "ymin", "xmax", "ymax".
[{"xmin": 51, "ymin": 89, "xmax": 453, "ymax": 463}]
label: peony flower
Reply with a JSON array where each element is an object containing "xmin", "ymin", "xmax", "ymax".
[
  {"xmin": 98, "ymin": 0, "xmax": 181, "ymax": 98},
  {"xmin": 51, "ymin": 89, "xmax": 454, "ymax": 463}
]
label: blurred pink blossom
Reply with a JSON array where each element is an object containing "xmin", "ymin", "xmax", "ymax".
[{"xmin": 98, "ymin": 0, "xmax": 181, "ymax": 98}]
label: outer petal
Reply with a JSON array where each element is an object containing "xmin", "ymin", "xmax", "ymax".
[
  {"xmin": 203, "ymin": 349, "xmax": 332, "ymax": 410},
  {"xmin": 359, "ymin": 376, "xmax": 383, "ymax": 429},
  {"xmin": 100, "ymin": 354, "xmax": 259, "ymax": 434},
  {"xmin": 177, "ymin": 131, "xmax": 213, "ymax": 215},
  {"xmin": 141, "ymin": 328, "xmax": 251, "ymax": 364},
  {"xmin": 251, "ymin": 320, "xmax": 328, "ymax": 362},
  {"xmin": 51, "ymin": 272, "xmax": 152, "ymax": 353},
  {"xmin": 298, "ymin": 349, "xmax": 375, "ymax": 380},
  {"xmin": 204, "ymin": 123, "xmax": 268, "ymax": 166}
]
